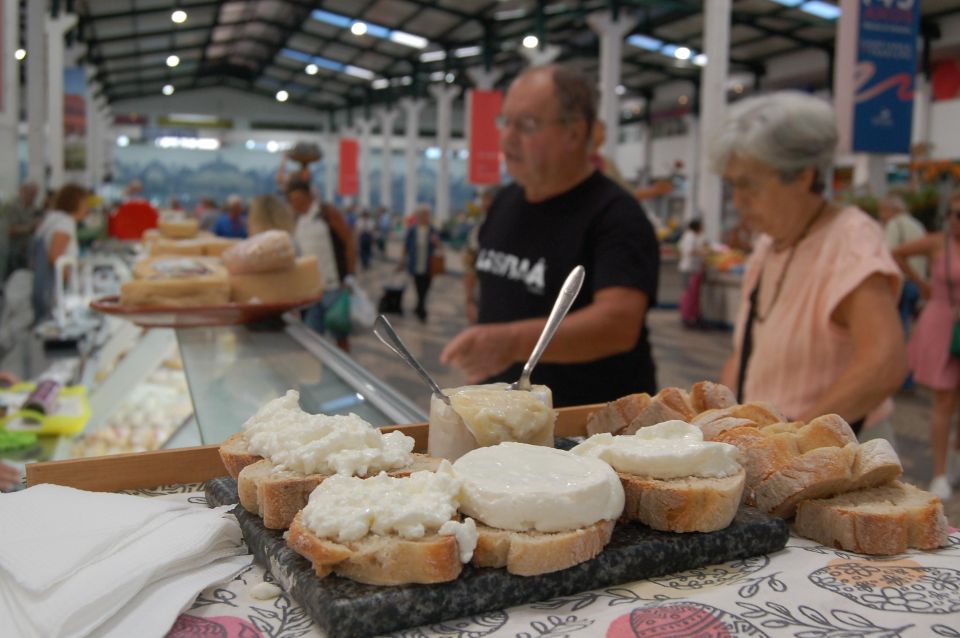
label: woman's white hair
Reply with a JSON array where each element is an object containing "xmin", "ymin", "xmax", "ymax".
[{"xmin": 709, "ymin": 91, "xmax": 838, "ymax": 192}]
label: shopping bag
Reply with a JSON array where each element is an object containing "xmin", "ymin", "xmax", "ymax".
[
  {"xmin": 429, "ymin": 252, "xmax": 446, "ymax": 277},
  {"xmin": 324, "ymin": 290, "xmax": 352, "ymax": 335},
  {"xmin": 350, "ymin": 285, "xmax": 377, "ymax": 328}
]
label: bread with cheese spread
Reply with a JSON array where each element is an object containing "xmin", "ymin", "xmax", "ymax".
[{"xmin": 793, "ymin": 481, "xmax": 949, "ymax": 555}]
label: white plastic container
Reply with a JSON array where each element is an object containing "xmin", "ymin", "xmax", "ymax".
[{"xmin": 428, "ymin": 382, "xmax": 555, "ymax": 461}]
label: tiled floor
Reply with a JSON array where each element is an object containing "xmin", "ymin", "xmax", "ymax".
[{"xmin": 349, "ymin": 241, "xmax": 960, "ymax": 526}]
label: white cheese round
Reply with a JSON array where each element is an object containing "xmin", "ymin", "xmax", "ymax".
[
  {"xmin": 452, "ymin": 442, "xmax": 625, "ymax": 533},
  {"xmin": 571, "ymin": 420, "xmax": 741, "ymax": 479}
]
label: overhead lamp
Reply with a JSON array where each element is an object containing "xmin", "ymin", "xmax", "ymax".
[
  {"xmin": 245, "ymin": 140, "xmax": 256, "ymax": 150},
  {"xmin": 117, "ymin": 135, "xmax": 130, "ymax": 147},
  {"xmin": 389, "ymin": 31, "xmax": 428, "ymax": 49},
  {"xmin": 615, "ymin": 85, "xmax": 626, "ymax": 96},
  {"xmin": 522, "ymin": 35, "xmax": 539, "ymax": 49},
  {"xmin": 14, "ymin": 48, "xmax": 26, "ymax": 60},
  {"xmin": 420, "ymin": 50, "xmax": 447, "ymax": 63},
  {"xmin": 693, "ymin": 53, "xmax": 708, "ymax": 66},
  {"xmin": 166, "ymin": 54, "xmax": 180, "ymax": 67},
  {"xmin": 171, "ymin": 10, "xmax": 187, "ymax": 24},
  {"xmin": 674, "ymin": 46, "xmax": 691, "ymax": 60},
  {"xmin": 305, "ymin": 63, "xmax": 319, "ymax": 75},
  {"xmin": 445, "ymin": 72, "xmax": 455, "ymax": 83},
  {"xmin": 372, "ymin": 78, "xmax": 390, "ymax": 89},
  {"xmin": 351, "ymin": 21, "xmax": 368, "ymax": 36},
  {"xmin": 454, "ymin": 45, "xmax": 482, "ymax": 58},
  {"xmin": 162, "ymin": 84, "xmax": 175, "ymax": 96},
  {"xmin": 429, "ymin": 71, "xmax": 445, "ymax": 82},
  {"xmin": 344, "ymin": 65, "xmax": 374, "ymax": 80},
  {"xmin": 276, "ymin": 90, "xmax": 289, "ymax": 102},
  {"xmin": 266, "ymin": 141, "xmax": 279, "ymax": 153}
]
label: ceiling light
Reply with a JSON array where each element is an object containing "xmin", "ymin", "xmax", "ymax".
[
  {"xmin": 372, "ymin": 78, "xmax": 390, "ymax": 89},
  {"xmin": 171, "ymin": 10, "xmax": 187, "ymax": 24},
  {"xmin": 276, "ymin": 90, "xmax": 289, "ymax": 102},
  {"xmin": 693, "ymin": 53, "xmax": 708, "ymax": 66},
  {"xmin": 305, "ymin": 63, "xmax": 319, "ymax": 75},
  {"xmin": 678, "ymin": 95, "xmax": 689, "ymax": 105},
  {"xmin": 14, "ymin": 48, "xmax": 26, "ymax": 61},
  {"xmin": 162, "ymin": 84, "xmax": 175, "ymax": 96},
  {"xmin": 429, "ymin": 71, "xmax": 445, "ymax": 82},
  {"xmin": 389, "ymin": 30, "xmax": 428, "ymax": 49},
  {"xmin": 627, "ymin": 35, "xmax": 663, "ymax": 52},
  {"xmin": 454, "ymin": 45, "xmax": 482, "ymax": 58},
  {"xmin": 245, "ymin": 140, "xmax": 256, "ymax": 150},
  {"xmin": 400, "ymin": 76, "xmax": 413, "ymax": 86},
  {"xmin": 494, "ymin": 8, "xmax": 526, "ymax": 20},
  {"xmin": 445, "ymin": 73, "xmax": 455, "ymax": 83},
  {"xmin": 615, "ymin": 85, "xmax": 626, "ymax": 96},
  {"xmin": 522, "ymin": 35, "xmax": 539, "ymax": 49},
  {"xmin": 420, "ymin": 50, "xmax": 447, "ymax": 63},
  {"xmin": 674, "ymin": 46, "xmax": 691, "ymax": 60},
  {"xmin": 801, "ymin": 1, "xmax": 841, "ymax": 20},
  {"xmin": 351, "ymin": 22, "xmax": 367, "ymax": 36},
  {"xmin": 344, "ymin": 65, "xmax": 374, "ymax": 80},
  {"xmin": 166, "ymin": 54, "xmax": 180, "ymax": 67},
  {"xmin": 266, "ymin": 141, "xmax": 279, "ymax": 153},
  {"xmin": 117, "ymin": 135, "xmax": 130, "ymax": 147}
]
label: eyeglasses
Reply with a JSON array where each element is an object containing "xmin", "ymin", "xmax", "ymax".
[
  {"xmin": 495, "ymin": 114, "xmax": 572, "ymax": 135},
  {"xmin": 724, "ymin": 172, "xmax": 776, "ymax": 196}
]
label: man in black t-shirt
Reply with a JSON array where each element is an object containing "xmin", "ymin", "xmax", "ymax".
[{"xmin": 440, "ymin": 65, "xmax": 659, "ymax": 407}]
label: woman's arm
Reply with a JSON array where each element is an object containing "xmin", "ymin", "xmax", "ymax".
[
  {"xmin": 796, "ymin": 273, "xmax": 907, "ymax": 423},
  {"xmin": 47, "ymin": 232, "xmax": 71, "ymax": 265},
  {"xmin": 893, "ymin": 232, "xmax": 938, "ymax": 296},
  {"xmin": 719, "ymin": 353, "xmax": 738, "ymax": 392}
]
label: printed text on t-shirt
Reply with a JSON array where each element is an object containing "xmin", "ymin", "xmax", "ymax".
[{"xmin": 475, "ymin": 248, "xmax": 546, "ymax": 295}]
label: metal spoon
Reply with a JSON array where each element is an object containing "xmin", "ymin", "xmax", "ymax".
[
  {"xmin": 373, "ymin": 314, "xmax": 452, "ymax": 406},
  {"xmin": 510, "ymin": 265, "xmax": 586, "ymax": 391}
]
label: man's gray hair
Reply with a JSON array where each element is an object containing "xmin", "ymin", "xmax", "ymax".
[
  {"xmin": 709, "ymin": 91, "xmax": 837, "ymax": 193},
  {"xmin": 880, "ymin": 193, "xmax": 907, "ymax": 213}
]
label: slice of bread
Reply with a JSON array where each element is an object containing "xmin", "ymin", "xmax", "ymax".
[
  {"xmin": 586, "ymin": 393, "xmax": 651, "ymax": 436},
  {"xmin": 693, "ymin": 402, "xmax": 786, "ymax": 430},
  {"xmin": 794, "ymin": 481, "xmax": 949, "ymax": 555},
  {"xmin": 219, "ymin": 432, "xmax": 262, "ymax": 479},
  {"xmin": 689, "ymin": 381, "xmax": 736, "ymax": 413},
  {"xmin": 752, "ymin": 444, "xmax": 857, "ymax": 518},
  {"xmin": 697, "ymin": 416, "xmax": 759, "ymax": 441},
  {"xmin": 239, "ymin": 454, "xmax": 442, "ymax": 529},
  {"xmin": 287, "ymin": 512, "xmax": 462, "ymax": 585},
  {"xmin": 850, "ymin": 438, "xmax": 903, "ymax": 490},
  {"xmin": 471, "ymin": 519, "xmax": 615, "ymax": 576},
  {"xmin": 617, "ymin": 468, "xmax": 746, "ymax": 533}
]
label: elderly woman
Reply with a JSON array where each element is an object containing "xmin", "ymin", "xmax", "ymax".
[
  {"xmin": 893, "ymin": 190, "xmax": 960, "ymax": 499},
  {"xmin": 715, "ymin": 92, "xmax": 906, "ymax": 438},
  {"xmin": 32, "ymin": 183, "xmax": 90, "ymax": 321}
]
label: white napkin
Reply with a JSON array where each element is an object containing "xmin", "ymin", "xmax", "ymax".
[
  {"xmin": 0, "ymin": 495, "xmax": 250, "ymax": 638},
  {"xmin": 0, "ymin": 484, "xmax": 197, "ymax": 591}
]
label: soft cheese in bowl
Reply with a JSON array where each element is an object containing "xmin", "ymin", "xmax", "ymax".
[
  {"xmin": 572, "ymin": 420, "xmax": 746, "ymax": 533},
  {"xmin": 428, "ymin": 383, "xmax": 555, "ymax": 460}
]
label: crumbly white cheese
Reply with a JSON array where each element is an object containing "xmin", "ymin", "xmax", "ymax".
[
  {"xmin": 300, "ymin": 461, "xmax": 470, "ymax": 555},
  {"xmin": 452, "ymin": 442, "xmax": 625, "ymax": 533},
  {"xmin": 242, "ymin": 390, "xmax": 413, "ymax": 476},
  {"xmin": 438, "ymin": 517, "xmax": 477, "ymax": 563},
  {"xmin": 571, "ymin": 420, "xmax": 741, "ymax": 479}
]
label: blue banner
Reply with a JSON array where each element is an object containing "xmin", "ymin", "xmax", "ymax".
[{"xmin": 852, "ymin": 0, "xmax": 920, "ymax": 154}]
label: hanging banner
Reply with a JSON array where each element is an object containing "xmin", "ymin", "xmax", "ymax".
[
  {"xmin": 468, "ymin": 89, "xmax": 502, "ymax": 185},
  {"xmin": 64, "ymin": 67, "xmax": 87, "ymax": 170},
  {"xmin": 338, "ymin": 138, "xmax": 359, "ymax": 196},
  {"xmin": 851, "ymin": 0, "xmax": 920, "ymax": 154}
]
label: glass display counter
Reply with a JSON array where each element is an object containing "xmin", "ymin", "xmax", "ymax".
[{"xmin": 176, "ymin": 317, "xmax": 426, "ymax": 445}]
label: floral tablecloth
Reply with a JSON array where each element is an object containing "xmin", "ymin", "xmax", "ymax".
[{"xmin": 142, "ymin": 484, "xmax": 960, "ymax": 638}]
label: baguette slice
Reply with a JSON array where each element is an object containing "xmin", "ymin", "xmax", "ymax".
[
  {"xmin": 655, "ymin": 387, "xmax": 698, "ymax": 421},
  {"xmin": 794, "ymin": 482, "xmax": 949, "ymax": 555},
  {"xmin": 240, "ymin": 454, "xmax": 442, "ymax": 529},
  {"xmin": 752, "ymin": 443, "xmax": 857, "ymax": 518},
  {"xmin": 471, "ymin": 519, "xmax": 615, "ymax": 576},
  {"xmin": 693, "ymin": 402, "xmax": 786, "ymax": 430},
  {"xmin": 850, "ymin": 438, "xmax": 902, "ymax": 490},
  {"xmin": 219, "ymin": 432, "xmax": 262, "ymax": 479},
  {"xmin": 689, "ymin": 381, "xmax": 736, "ymax": 414},
  {"xmin": 617, "ymin": 468, "xmax": 746, "ymax": 533},
  {"xmin": 287, "ymin": 512, "xmax": 462, "ymax": 585},
  {"xmin": 586, "ymin": 393, "xmax": 651, "ymax": 436}
]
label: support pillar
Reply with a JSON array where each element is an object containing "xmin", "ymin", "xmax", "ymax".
[
  {"xmin": 26, "ymin": 0, "xmax": 46, "ymax": 193},
  {"xmin": 378, "ymin": 108, "xmax": 397, "ymax": 213},
  {"xmin": 912, "ymin": 72, "xmax": 931, "ymax": 149},
  {"xmin": 853, "ymin": 154, "xmax": 887, "ymax": 197},
  {"xmin": 696, "ymin": 0, "xmax": 731, "ymax": 242},
  {"xmin": 429, "ymin": 84, "xmax": 460, "ymax": 224},
  {"xmin": 357, "ymin": 118, "xmax": 374, "ymax": 211},
  {"xmin": 518, "ymin": 44, "xmax": 561, "ymax": 67},
  {"xmin": 587, "ymin": 11, "xmax": 637, "ymax": 161},
  {"xmin": 46, "ymin": 12, "xmax": 78, "ymax": 190},
  {"xmin": 0, "ymin": 0, "xmax": 20, "ymax": 198},
  {"xmin": 401, "ymin": 97, "xmax": 424, "ymax": 216}
]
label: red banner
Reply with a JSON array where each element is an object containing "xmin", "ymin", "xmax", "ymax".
[
  {"xmin": 468, "ymin": 90, "xmax": 502, "ymax": 185},
  {"xmin": 338, "ymin": 138, "xmax": 359, "ymax": 196}
]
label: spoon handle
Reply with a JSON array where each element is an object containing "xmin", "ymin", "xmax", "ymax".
[
  {"xmin": 518, "ymin": 265, "xmax": 585, "ymax": 390},
  {"xmin": 373, "ymin": 315, "xmax": 451, "ymax": 405}
]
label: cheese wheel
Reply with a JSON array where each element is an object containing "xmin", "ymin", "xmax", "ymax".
[
  {"xmin": 133, "ymin": 256, "xmax": 228, "ymax": 280},
  {"xmin": 229, "ymin": 257, "xmax": 323, "ymax": 303},
  {"xmin": 120, "ymin": 277, "xmax": 231, "ymax": 307},
  {"xmin": 222, "ymin": 230, "xmax": 296, "ymax": 275},
  {"xmin": 158, "ymin": 218, "xmax": 199, "ymax": 239},
  {"xmin": 150, "ymin": 239, "xmax": 206, "ymax": 256},
  {"xmin": 202, "ymin": 237, "xmax": 241, "ymax": 257}
]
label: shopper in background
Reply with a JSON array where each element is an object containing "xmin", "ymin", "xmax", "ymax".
[
  {"xmin": 678, "ymin": 219, "xmax": 709, "ymax": 328},
  {"xmin": 463, "ymin": 186, "xmax": 500, "ymax": 324},
  {"xmin": 892, "ymin": 190, "xmax": 960, "ymax": 500},
  {"xmin": 195, "ymin": 196, "xmax": 220, "ymax": 231},
  {"xmin": 377, "ymin": 207, "xmax": 392, "ymax": 254},
  {"xmin": 110, "ymin": 179, "xmax": 157, "ymax": 240},
  {"xmin": 441, "ymin": 64, "xmax": 659, "ymax": 407},
  {"xmin": 714, "ymin": 92, "xmax": 906, "ymax": 443},
  {"xmin": 287, "ymin": 178, "xmax": 356, "ymax": 351},
  {"xmin": 401, "ymin": 204, "xmax": 440, "ymax": 323},
  {"xmin": 879, "ymin": 193, "xmax": 927, "ymax": 334},
  {"xmin": 32, "ymin": 183, "xmax": 90, "ymax": 321},
  {"xmin": 213, "ymin": 195, "xmax": 248, "ymax": 239},
  {"xmin": 0, "ymin": 461, "xmax": 20, "ymax": 492},
  {"xmin": 356, "ymin": 211, "xmax": 376, "ymax": 270},
  {"xmin": 247, "ymin": 194, "xmax": 295, "ymax": 236},
  {"xmin": 2, "ymin": 181, "xmax": 40, "ymax": 274}
]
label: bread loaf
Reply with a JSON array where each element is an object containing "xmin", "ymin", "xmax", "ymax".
[
  {"xmin": 229, "ymin": 256, "xmax": 323, "ymax": 303},
  {"xmin": 585, "ymin": 393, "xmax": 651, "ymax": 436},
  {"xmin": 119, "ymin": 276, "xmax": 230, "ymax": 307},
  {"xmin": 794, "ymin": 481, "xmax": 949, "ymax": 555},
  {"xmin": 221, "ymin": 230, "xmax": 296, "ymax": 275}
]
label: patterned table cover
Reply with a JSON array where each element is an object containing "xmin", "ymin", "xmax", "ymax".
[{"xmin": 141, "ymin": 484, "xmax": 960, "ymax": 638}]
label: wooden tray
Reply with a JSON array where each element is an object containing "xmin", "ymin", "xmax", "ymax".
[{"xmin": 89, "ymin": 294, "xmax": 323, "ymax": 328}]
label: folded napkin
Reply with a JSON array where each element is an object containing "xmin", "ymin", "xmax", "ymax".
[
  {"xmin": 0, "ymin": 484, "xmax": 197, "ymax": 592},
  {"xmin": 0, "ymin": 485, "xmax": 251, "ymax": 638}
]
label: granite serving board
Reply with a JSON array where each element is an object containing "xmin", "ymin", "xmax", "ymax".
[{"xmin": 205, "ymin": 476, "xmax": 789, "ymax": 638}]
